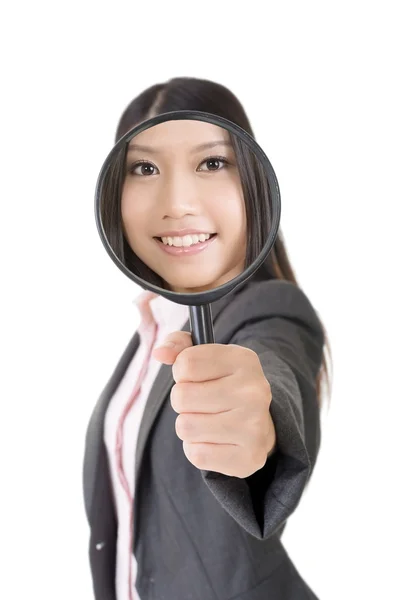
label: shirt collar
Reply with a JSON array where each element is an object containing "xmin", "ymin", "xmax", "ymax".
[{"xmin": 134, "ymin": 290, "xmax": 189, "ymax": 333}]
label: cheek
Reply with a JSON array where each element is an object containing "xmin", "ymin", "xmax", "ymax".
[
  {"xmin": 121, "ymin": 192, "xmax": 146, "ymax": 233},
  {"xmin": 121, "ymin": 187, "xmax": 131, "ymax": 219},
  {"xmin": 221, "ymin": 185, "xmax": 246, "ymax": 237},
  {"xmin": 121, "ymin": 200, "xmax": 134, "ymax": 239}
]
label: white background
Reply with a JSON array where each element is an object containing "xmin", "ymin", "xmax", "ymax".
[{"xmin": 1, "ymin": 2, "xmax": 399, "ymax": 598}]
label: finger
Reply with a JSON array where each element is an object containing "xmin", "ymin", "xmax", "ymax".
[
  {"xmin": 173, "ymin": 344, "xmax": 245, "ymax": 383},
  {"xmin": 183, "ymin": 442, "xmax": 267, "ymax": 478},
  {"xmin": 170, "ymin": 380, "xmax": 239, "ymax": 414},
  {"xmin": 175, "ymin": 411, "xmax": 244, "ymax": 445},
  {"xmin": 182, "ymin": 442, "xmax": 248, "ymax": 477},
  {"xmin": 152, "ymin": 331, "xmax": 193, "ymax": 365}
]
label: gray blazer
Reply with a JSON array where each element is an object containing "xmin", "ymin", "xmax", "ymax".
[{"xmin": 83, "ymin": 279, "xmax": 324, "ymax": 600}]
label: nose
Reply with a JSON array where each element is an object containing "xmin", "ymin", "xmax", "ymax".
[{"xmin": 159, "ymin": 168, "xmax": 200, "ymax": 219}]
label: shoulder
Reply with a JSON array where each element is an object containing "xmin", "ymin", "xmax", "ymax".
[{"xmin": 217, "ymin": 279, "xmax": 323, "ymax": 338}]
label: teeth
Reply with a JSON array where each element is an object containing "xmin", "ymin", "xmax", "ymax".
[{"xmin": 160, "ymin": 233, "xmax": 211, "ymax": 247}]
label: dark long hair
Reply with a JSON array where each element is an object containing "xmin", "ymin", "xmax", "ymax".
[{"xmin": 104, "ymin": 77, "xmax": 332, "ymax": 405}]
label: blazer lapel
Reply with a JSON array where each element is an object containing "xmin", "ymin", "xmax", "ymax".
[{"xmin": 84, "ymin": 331, "xmax": 140, "ymax": 520}]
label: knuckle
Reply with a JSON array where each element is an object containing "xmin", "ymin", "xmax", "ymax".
[
  {"xmin": 250, "ymin": 445, "xmax": 267, "ymax": 473},
  {"xmin": 188, "ymin": 444, "xmax": 207, "ymax": 468},
  {"xmin": 245, "ymin": 410, "xmax": 268, "ymax": 444},
  {"xmin": 263, "ymin": 376, "xmax": 272, "ymax": 397},
  {"xmin": 248, "ymin": 376, "xmax": 272, "ymax": 408},
  {"xmin": 237, "ymin": 464, "xmax": 251, "ymax": 479},
  {"xmin": 170, "ymin": 383, "xmax": 185, "ymax": 412},
  {"xmin": 175, "ymin": 413, "xmax": 193, "ymax": 440},
  {"xmin": 232, "ymin": 345, "xmax": 260, "ymax": 376},
  {"xmin": 240, "ymin": 345, "xmax": 258, "ymax": 362},
  {"xmin": 173, "ymin": 349, "xmax": 194, "ymax": 381},
  {"xmin": 175, "ymin": 414, "xmax": 186, "ymax": 439},
  {"xmin": 246, "ymin": 414, "xmax": 263, "ymax": 442}
]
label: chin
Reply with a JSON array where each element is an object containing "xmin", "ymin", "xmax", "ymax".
[{"xmin": 164, "ymin": 275, "xmax": 220, "ymax": 294}]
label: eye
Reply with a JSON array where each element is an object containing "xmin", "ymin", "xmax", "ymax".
[
  {"xmin": 197, "ymin": 156, "xmax": 229, "ymax": 172},
  {"xmin": 128, "ymin": 161, "xmax": 160, "ymax": 176}
]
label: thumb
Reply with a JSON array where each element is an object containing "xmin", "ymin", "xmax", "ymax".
[{"xmin": 152, "ymin": 331, "xmax": 193, "ymax": 365}]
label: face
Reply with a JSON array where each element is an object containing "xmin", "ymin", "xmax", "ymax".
[{"xmin": 121, "ymin": 119, "xmax": 247, "ymax": 293}]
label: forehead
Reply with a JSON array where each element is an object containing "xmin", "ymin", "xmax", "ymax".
[{"xmin": 128, "ymin": 119, "xmax": 231, "ymax": 153}]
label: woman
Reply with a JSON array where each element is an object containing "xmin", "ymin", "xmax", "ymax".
[{"xmin": 83, "ymin": 76, "xmax": 331, "ymax": 600}]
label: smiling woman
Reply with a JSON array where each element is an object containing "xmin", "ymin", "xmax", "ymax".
[
  {"xmin": 84, "ymin": 76, "xmax": 332, "ymax": 600},
  {"xmin": 120, "ymin": 119, "xmax": 247, "ymax": 294}
]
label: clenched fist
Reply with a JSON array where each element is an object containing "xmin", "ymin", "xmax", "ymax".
[{"xmin": 152, "ymin": 332, "xmax": 276, "ymax": 479}]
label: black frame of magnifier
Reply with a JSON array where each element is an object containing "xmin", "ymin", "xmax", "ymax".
[{"xmin": 94, "ymin": 110, "xmax": 281, "ymax": 343}]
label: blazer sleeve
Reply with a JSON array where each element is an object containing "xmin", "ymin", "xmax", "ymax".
[{"xmin": 201, "ymin": 279, "xmax": 325, "ymax": 539}]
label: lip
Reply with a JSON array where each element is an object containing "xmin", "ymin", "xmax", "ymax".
[
  {"xmin": 154, "ymin": 228, "xmax": 216, "ymax": 237},
  {"xmin": 154, "ymin": 234, "xmax": 218, "ymax": 256}
]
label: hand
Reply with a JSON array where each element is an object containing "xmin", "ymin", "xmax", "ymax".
[{"xmin": 152, "ymin": 332, "xmax": 276, "ymax": 479}]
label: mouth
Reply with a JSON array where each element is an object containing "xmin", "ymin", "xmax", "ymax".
[
  {"xmin": 154, "ymin": 232, "xmax": 217, "ymax": 247},
  {"xmin": 153, "ymin": 233, "xmax": 218, "ymax": 256}
]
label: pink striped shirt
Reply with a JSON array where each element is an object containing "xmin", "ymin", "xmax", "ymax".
[{"xmin": 104, "ymin": 291, "xmax": 189, "ymax": 600}]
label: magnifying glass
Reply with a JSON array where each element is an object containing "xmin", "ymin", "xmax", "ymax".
[{"xmin": 95, "ymin": 110, "xmax": 281, "ymax": 345}]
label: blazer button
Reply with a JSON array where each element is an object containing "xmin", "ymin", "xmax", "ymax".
[{"xmin": 95, "ymin": 541, "xmax": 106, "ymax": 550}]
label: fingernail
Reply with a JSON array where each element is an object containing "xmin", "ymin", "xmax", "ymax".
[{"xmin": 154, "ymin": 341, "xmax": 176, "ymax": 349}]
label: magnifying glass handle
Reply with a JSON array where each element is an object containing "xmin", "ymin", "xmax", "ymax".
[{"xmin": 189, "ymin": 304, "xmax": 215, "ymax": 345}]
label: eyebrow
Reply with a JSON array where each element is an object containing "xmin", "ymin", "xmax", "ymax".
[{"xmin": 127, "ymin": 140, "xmax": 233, "ymax": 154}]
